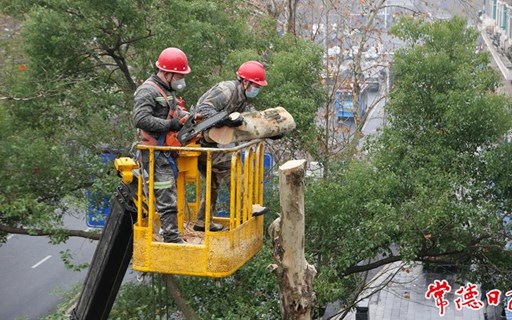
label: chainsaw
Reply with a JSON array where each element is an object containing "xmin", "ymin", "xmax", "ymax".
[{"xmin": 165, "ymin": 110, "xmax": 229, "ymax": 146}]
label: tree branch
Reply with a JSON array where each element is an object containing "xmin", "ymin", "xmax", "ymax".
[
  {"xmin": 0, "ymin": 224, "xmax": 101, "ymax": 241},
  {"xmin": 343, "ymin": 254, "xmax": 402, "ymax": 276},
  {"xmin": 342, "ymin": 247, "xmax": 473, "ymax": 277}
]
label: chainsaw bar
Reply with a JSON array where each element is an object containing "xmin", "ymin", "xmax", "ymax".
[{"xmin": 177, "ymin": 110, "xmax": 229, "ymax": 145}]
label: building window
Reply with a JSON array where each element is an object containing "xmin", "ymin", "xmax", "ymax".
[
  {"xmin": 509, "ymin": 10, "xmax": 512, "ymax": 38},
  {"xmin": 503, "ymin": 6, "xmax": 508, "ymax": 29},
  {"xmin": 497, "ymin": 3, "xmax": 502, "ymax": 29}
]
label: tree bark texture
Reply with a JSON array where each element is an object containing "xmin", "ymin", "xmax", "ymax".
[
  {"xmin": 268, "ymin": 159, "xmax": 317, "ymax": 320},
  {"xmin": 287, "ymin": 0, "xmax": 299, "ymax": 35},
  {"xmin": 206, "ymin": 107, "xmax": 295, "ymax": 144},
  {"xmin": 163, "ymin": 275, "xmax": 200, "ymax": 320}
]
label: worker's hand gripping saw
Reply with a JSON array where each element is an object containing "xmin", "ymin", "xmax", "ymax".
[{"xmin": 177, "ymin": 110, "xmax": 230, "ymax": 145}]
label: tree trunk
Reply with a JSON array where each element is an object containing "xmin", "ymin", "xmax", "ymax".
[
  {"xmin": 287, "ymin": 0, "xmax": 298, "ymax": 36},
  {"xmin": 268, "ymin": 159, "xmax": 317, "ymax": 319},
  {"xmin": 163, "ymin": 275, "xmax": 199, "ymax": 320}
]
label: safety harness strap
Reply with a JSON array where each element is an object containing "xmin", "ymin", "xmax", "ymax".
[
  {"xmin": 147, "ymin": 80, "xmax": 178, "ymax": 120},
  {"xmin": 138, "ymin": 80, "xmax": 179, "ymax": 179}
]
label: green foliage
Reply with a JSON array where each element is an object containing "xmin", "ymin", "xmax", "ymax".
[
  {"xmin": 177, "ymin": 246, "xmax": 280, "ymax": 319},
  {"xmin": 60, "ymin": 249, "xmax": 91, "ymax": 271},
  {"xmin": 1, "ymin": 0, "xmax": 325, "ymax": 318},
  {"xmin": 372, "ymin": 17, "xmax": 512, "ymax": 289},
  {"xmin": 0, "ymin": 0, "xmax": 323, "ymax": 244},
  {"xmin": 388, "ymin": 18, "xmax": 506, "ymax": 154},
  {"xmin": 109, "ymin": 281, "xmax": 160, "ymax": 320},
  {"xmin": 4, "ymin": 2, "xmax": 512, "ymax": 318},
  {"xmin": 259, "ymin": 36, "xmax": 324, "ymax": 155},
  {"xmin": 302, "ymin": 16, "xmax": 512, "ymax": 312},
  {"xmin": 104, "ymin": 247, "xmax": 280, "ymax": 319},
  {"xmin": 305, "ymin": 161, "xmax": 401, "ymax": 308},
  {"xmin": 32, "ymin": 12, "xmax": 512, "ymax": 319},
  {"xmin": 43, "ymin": 277, "xmax": 176, "ymax": 319},
  {"xmin": 41, "ymin": 285, "xmax": 82, "ymax": 320}
]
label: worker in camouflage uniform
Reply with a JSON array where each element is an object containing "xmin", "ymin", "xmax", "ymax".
[
  {"xmin": 192, "ymin": 61, "xmax": 268, "ymax": 232},
  {"xmin": 132, "ymin": 47, "xmax": 191, "ymax": 243}
]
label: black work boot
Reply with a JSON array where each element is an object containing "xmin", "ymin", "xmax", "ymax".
[
  {"xmin": 164, "ymin": 236, "xmax": 184, "ymax": 244},
  {"xmin": 252, "ymin": 204, "xmax": 269, "ymax": 217},
  {"xmin": 193, "ymin": 220, "xmax": 225, "ymax": 232},
  {"xmin": 161, "ymin": 213, "xmax": 184, "ymax": 243}
]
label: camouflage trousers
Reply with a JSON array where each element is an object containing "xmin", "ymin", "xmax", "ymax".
[
  {"xmin": 141, "ymin": 151, "xmax": 181, "ymax": 243},
  {"xmin": 196, "ymin": 153, "xmax": 231, "ymax": 223}
]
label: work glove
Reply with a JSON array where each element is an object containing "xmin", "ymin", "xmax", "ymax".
[
  {"xmin": 168, "ymin": 118, "xmax": 184, "ymax": 132},
  {"xmin": 216, "ymin": 116, "xmax": 244, "ymax": 128},
  {"xmin": 198, "ymin": 137, "xmax": 218, "ymax": 148}
]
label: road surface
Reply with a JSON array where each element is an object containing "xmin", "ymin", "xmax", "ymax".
[{"xmin": 0, "ymin": 214, "xmax": 97, "ymax": 320}]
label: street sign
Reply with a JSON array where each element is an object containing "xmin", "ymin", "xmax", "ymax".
[{"xmin": 86, "ymin": 153, "xmax": 116, "ymax": 228}]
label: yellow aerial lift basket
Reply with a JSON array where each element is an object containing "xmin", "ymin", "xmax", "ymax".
[{"xmin": 132, "ymin": 140, "xmax": 266, "ymax": 277}]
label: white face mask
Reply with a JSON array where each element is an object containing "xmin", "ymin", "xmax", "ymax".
[
  {"xmin": 246, "ymin": 85, "xmax": 260, "ymax": 98},
  {"xmin": 171, "ymin": 78, "xmax": 186, "ymax": 91}
]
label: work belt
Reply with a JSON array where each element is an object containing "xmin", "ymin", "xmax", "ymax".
[{"xmin": 138, "ymin": 130, "xmax": 179, "ymax": 178}]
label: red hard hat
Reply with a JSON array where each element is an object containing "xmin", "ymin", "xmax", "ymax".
[
  {"xmin": 155, "ymin": 48, "xmax": 191, "ymax": 74},
  {"xmin": 237, "ymin": 61, "xmax": 267, "ymax": 86}
]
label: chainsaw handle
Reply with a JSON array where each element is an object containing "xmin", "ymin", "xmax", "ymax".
[{"xmin": 177, "ymin": 110, "xmax": 228, "ymax": 146}]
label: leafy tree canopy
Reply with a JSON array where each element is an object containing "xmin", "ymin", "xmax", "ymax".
[
  {"xmin": 5, "ymin": 1, "xmax": 510, "ymax": 318},
  {"xmin": 0, "ymin": 0, "xmax": 324, "ymax": 243},
  {"xmin": 304, "ymin": 16, "xmax": 512, "ymax": 310}
]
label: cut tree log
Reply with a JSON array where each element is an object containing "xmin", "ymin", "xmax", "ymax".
[
  {"xmin": 268, "ymin": 159, "xmax": 317, "ymax": 320},
  {"xmin": 206, "ymin": 106, "xmax": 295, "ymax": 144}
]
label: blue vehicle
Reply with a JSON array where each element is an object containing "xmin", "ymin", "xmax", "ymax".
[{"xmin": 335, "ymin": 84, "xmax": 368, "ymax": 120}]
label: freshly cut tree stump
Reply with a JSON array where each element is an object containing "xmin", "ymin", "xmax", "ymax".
[{"xmin": 268, "ymin": 159, "xmax": 317, "ymax": 319}]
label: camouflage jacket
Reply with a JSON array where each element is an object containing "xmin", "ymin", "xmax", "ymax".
[
  {"xmin": 132, "ymin": 74, "xmax": 188, "ymax": 141},
  {"xmin": 194, "ymin": 80, "xmax": 255, "ymax": 119}
]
